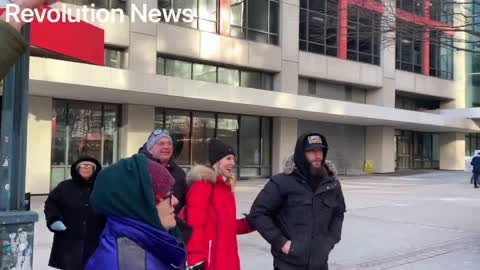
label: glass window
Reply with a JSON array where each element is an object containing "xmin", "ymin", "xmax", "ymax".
[
  {"xmin": 217, "ymin": 114, "xmax": 239, "ymax": 155},
  {"xmin": 193, "ymin": 63, "xmax": 217, "ymax": 82},
  {"xmin": 240, "ymin": 116, "xmax": 261, "ymax": 166},
  {"xmin": 241, "ymin": 71, "xmax": 263, "ymax": 88},
  {"xmin": 396, "ymin": 22, "xmax": 423, "ymax": 74},
  {"xmin": 156, "ymin": 108, "xmax": 272, "ymax": 178},
  {"xmin": 51, "ymin": 100, "xmax": 120, "ymax": 189},
  {"xmin": 191, "ymin": 112, "xmax": 215, "ymax": 164},
  {"xmin": 104, "ymin": 47, "xmax": 127, "ymax": 69},
  {"xmin": 218, "ymin": 67, "xmax": 240, "ymax": 86},
  {"xmin": 347, "ymin": 6, "xmax": 381, "ymax": 65},
  {"xmin": 429, "ymin": 31, "xmax": 454, "ymax": 80},
  {"xmin": 158, "ymin": 56, "xmax": 274, "ymax": 90},
  {"xmin": 300, "ymin": 0, "xmax": 338, "ymax": 56},
  {"xmin": 396, "ymin": 0, "xmax": 423, "ymax": 15},
  {"xmin": 165, "ymin": 110, "xmax": 191, "ymax": 165},
  {"xmin": 157, "ymin": 57, "xmax": 165, "ymax": 75},
  {"xmin": 166, "ymin": 59, "xmax": 192, "ymax": 79},
  {"xmin": 229, "ymin": 0, "xmax": 279, "ymax": 45}
]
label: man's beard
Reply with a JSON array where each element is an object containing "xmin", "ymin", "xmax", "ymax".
[{"xmin": 309, "ymin": 161, "xmax": 324, "ymax": 176}]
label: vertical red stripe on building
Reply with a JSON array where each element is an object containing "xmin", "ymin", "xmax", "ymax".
[
  {"xmin": 219, "ymin": 0, "xmax": 231, "ymax": 36},
  {"xmin": 422, "ymin": 0, "xmax": 430, "ymax": 76},
  {"xmin": 338, "ymin": 0, "xmax": 348, "ymax": 59}
]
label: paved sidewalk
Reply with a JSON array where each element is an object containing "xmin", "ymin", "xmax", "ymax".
[{"xmin": 32, "ymin": 171, "xmax": 480, "ymax": 269}]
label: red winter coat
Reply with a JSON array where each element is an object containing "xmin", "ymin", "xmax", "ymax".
[{"xmin": 179, "ymin": 165, "xmax": 253, "ymax": 270}]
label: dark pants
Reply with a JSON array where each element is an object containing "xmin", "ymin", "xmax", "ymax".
[
  {"xmin": 474, "ymin": 172, "xmax": 480, "ymax": 188},
  {"xmin": 274, "ymin": 264, "xmax": 328, "ymax": 270}
]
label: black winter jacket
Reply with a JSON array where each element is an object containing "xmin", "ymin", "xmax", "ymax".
[
  {"xmin": 249, "ymin": 155, "xmax": 346, "ymax": 270},
  {"xmin": 44, "ymin": 157, "xmax": 106, "ymax": 270}
]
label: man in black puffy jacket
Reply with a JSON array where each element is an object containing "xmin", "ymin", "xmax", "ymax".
[{"xmin": 249, "ymin": 133, "xmax": 346, "ymax": 270}]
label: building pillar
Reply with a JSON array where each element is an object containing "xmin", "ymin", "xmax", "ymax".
[
  {"xmin": 26, "ymin": 96, "xmax": 52, "ymax": 194},
  {"xmin": 274, "ymin": 0, "xmax": 300, "ymax": 94},
  {"xmin": 272, "ymin": 118, "xmax": 298, "ymax": 174},
  {"xmin": 422, "ymin": 0, "xmax": 430, "ymax": 76},
  {"xmin": 119, "ymin": 105, "xmax": 155, "ymax": 158},
  {"xmin": 366, "ymin": 0, "xmax": 396, "ymax": 107},
  {"xmin": 338, "ymin": 0, "xmax": 348, "ymax": 59},
  {"xmin": 440, "ymin": 132, "xmax": 466, "ymax": 170},
  {"xmin": 128, "ymin": 0, "xmax": 158, "ymax": 74},
  {"xmin": 366, "ymin": 126, "xmax": 395, "ymax": 173}
]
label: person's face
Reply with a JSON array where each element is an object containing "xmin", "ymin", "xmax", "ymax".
[
  {"xmin": 149, "ymin": 137, "xmax": 173, "ymax": 164},
  {"xmin": 78, "ymin": 164, "xmax": 94, "ymax": 180},
  {"xmin": 217, "ymin": 154, "xmax": 236, "ymax": 178},
  {"xmin": 156, "ymin": 193, "xmax": 179, "ymax": 230},
  {"xmin": 305, "ymin": 149, "xmax": 324, "ymax": 172}
]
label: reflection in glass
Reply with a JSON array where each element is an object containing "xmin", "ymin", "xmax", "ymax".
[
  {"xmin": 165, "ymin": 110, "xmax": 191, "ymax": 165},
  {"xmin": 193, "ymin": 64, "xmax": 217, "ymax": 83},
  {"xmin": 191, "ymin": 112, "xmax": 215, "ymax": 164},
  {"xmin": 240, "ymin": 116, "xmax": 261, "ymax": 166},
  {"xmin": 218, "ymin": 67, "xmax": 240, "ymax": 86},
  {"xmin": 166, "ymin": 59, "xmax": 192, "ymax": 79},
  {"xmin": 241, "ymin": 71, "xmax": 262, "ymax": 89}
]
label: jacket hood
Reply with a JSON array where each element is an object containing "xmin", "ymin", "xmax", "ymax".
[
  {"xmin": 90, "ymin": 154, "xmax": 162, "ymax": 229},
  {"xmin": 186, "ymin": 165, "xmax": 217, "ymax": 187},
  {"xmin": 283, "ymin": 153, "xmax": 338, "ymax": 179},
  {"xmin": 293, "ymin": 133, "xmax": 329, "ymax": 180},
  {"xmin": 70, "ymin": 156, "xmax": 102, "ymax": 184}
]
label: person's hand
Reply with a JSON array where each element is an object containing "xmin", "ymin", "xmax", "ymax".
[
  {"xmin": 0, "ymin": 0, "xmax": 57, "ymax": 31},
  {"xmin": 281, "ymin": 240, "xmax": 292, "ymax": 255},
  {"xmin": 50, "ymin": 220, "xmax": 67, "ymax": 231}
]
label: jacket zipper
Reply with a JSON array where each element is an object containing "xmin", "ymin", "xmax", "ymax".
[{"xmin": 208, "ymin": 240, "xmax": 212, "ymax": 266}]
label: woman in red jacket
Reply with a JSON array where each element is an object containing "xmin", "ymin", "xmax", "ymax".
[{"xmin": 181, "ymin": 139, "xmax": 253, "ymax": 270}]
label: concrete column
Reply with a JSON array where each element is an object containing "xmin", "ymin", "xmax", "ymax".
[
  {"xmin": 272, "ymin": 118, "xmax": 298, "ymax": 174},
  {"xmin": 128, "ymin": 0, "xmax": 158, "ymax": 74},
  {"xmin": 442, "ymin": 3, "xmax": 467, "ymax": 109},
  {"xmin": 119, "ymin": 104, "xmax": 155, "ymax": 158},
  {"xmin": 440, "ymin": 132, "xmax": 466, "ymax": 170},
  {"xmin": 26, "ymin": 96, "xmax": 52, "ymax": 194},
  {"xmin": 366, "ymin": 126, "xmax": 395, "ymax": 173},
  {"xmin": 274, "ymin": 0, "xmax": 299, "ymax": 94},
  {"xmin": 367, "ymin": 0, "xmax": 396, "ymax": 107}
]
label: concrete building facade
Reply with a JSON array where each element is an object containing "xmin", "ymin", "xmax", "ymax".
[{"xmin": 3, "ymin": 0, "xmax": 479, "ymax": 194}]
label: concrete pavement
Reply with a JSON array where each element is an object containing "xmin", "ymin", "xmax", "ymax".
[{"xmin": 31, "ymin": 171, "xmax": 480, "ymax": 269}]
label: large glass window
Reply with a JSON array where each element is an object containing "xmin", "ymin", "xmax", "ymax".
[
  {"xmin": 51, "ymin": 100, "xmax": 120, "ymax": 189},
  {"xmin": 396, "ymin": 22, "xmax": 423, "ymax": 74},
  {"xmin": 395, "ymin": 94, "xmax": 441, "ymax": 111},
  {"xmin": 299, "ymin": 0, "xmax": 339, "ymax": 57},
  {"xmin": 429, "ymin": 31, "xmax": 454, "ymax": 80},
  {"xmin": 466, "ymin": 134, "xmax": 480, "ymax": 156},
  {"xmin": 430, "ymin": 0, "xmax": 453, "ymax": 25},
  {"xmin": 157, "ymin": 56, "xmax": 274, "ymax": 90},
  {"xmin": 159, "ymin": 0, "xmax": 218, "ymax": 33},
  {"xmin": 230, "ymin": 0, "xmax": 279, "ymax": 44},
  {"xmin": 347, "ymin": 6, "xmax": 381, "ymax": 65},
  {"xmin": 396, "ymin": 0, "xmax": 423, "ymax": 15},
  {"xmin": 155, "ymin": 108, "xmax": 272, "ymax": 178},
  {"xmin": 105, "ymin": 46, "xmax": 127, "ymax": 69}
]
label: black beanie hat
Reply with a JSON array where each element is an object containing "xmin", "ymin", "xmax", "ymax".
[{"xmin": 208, "ymin": 139, "xmax": 235, "ymax": 166}]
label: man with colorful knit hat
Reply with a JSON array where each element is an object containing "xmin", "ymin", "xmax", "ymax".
[{"xmin": 139, "ymin": 129, "xmax": 187, "ymax": 213}]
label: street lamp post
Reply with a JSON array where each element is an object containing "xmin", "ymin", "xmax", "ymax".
[{"xmin": 0, "ymin": 23, "xmax": 38, "ymax": 269}]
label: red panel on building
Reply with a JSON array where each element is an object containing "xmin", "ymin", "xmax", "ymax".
[
  {"xmin": 349, "ymin": 0, "xmax": 385, "ymax": 14},
  {"xmin": 0, "ymin": 6, "xmax": 104, "ymax": 66}
]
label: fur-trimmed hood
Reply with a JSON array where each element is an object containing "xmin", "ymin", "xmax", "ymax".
[
  {"xmin": 186, "ymin": 165, "xmax": 218, "ymax": 187},
  {"xmin": 283, "ymin": 153, "xmax": 338, "ymax": 178}
]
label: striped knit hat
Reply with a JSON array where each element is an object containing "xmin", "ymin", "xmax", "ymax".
[{"xmin": 147, "ymin": 160, "xmax": 175, "ymax": 203}]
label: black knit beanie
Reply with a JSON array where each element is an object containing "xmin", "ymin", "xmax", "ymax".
[{"xmin": 208, "ymin": 139, "xmax": 235, "ymax": 166}]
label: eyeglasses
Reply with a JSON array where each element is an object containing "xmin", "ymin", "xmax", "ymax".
[
  {"xmin": 79, "ymin": 164, "xmax": 94, "ymax": 169},
  {"xmin": 155, "ymin": 190, "xmax": 174, "ymax": 206}
]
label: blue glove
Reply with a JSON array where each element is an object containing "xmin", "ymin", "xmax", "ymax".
[{"xmin": 50, "ymin": 221, "xmax": 67, "ymax": 231}]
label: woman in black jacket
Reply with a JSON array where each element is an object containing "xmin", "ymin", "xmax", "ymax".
[{"xmin": 44, "ymin": 156, "xmax": 106, "ymax": 270}]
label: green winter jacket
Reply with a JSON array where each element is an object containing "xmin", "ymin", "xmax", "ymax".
[{"xmin": 0, "ymin": 20, "xmax": 26, "ymax": 79}]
